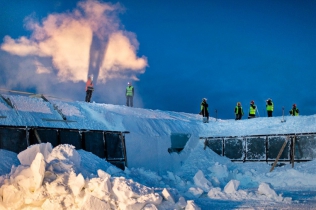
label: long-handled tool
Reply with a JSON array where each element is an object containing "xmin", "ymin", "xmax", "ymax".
[{"xmin": 281, "ymin": 106, "xmax": 286, "ymax": 123}]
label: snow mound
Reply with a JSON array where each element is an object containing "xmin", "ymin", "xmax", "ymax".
[{"xmin": 0, "ymin": 143, "xmax": 200, "ymax": 209}]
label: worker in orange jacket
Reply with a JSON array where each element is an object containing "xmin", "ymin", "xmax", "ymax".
[{"xmin": 85, "ymin": 75, "xmax": 94, "ymax": 102}]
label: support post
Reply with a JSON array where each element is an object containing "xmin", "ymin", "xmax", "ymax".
[
  {"xmin": 265, "ymin": 135, "xmax": 269, "ymax": 163},
  {"xmin": 203, "ymin": 138, "xmax": 207, "ymax": 150},
  {"xmin": 243, "ymin": 137, "xmax": 247, "ymax": 163},
  {"xmin": 120, "ymin": 133, "xmax": 128, "ymax": 167},
  {"xmin": 291, "ymin": 136, "xmax": 295, "ymax": 168},
  {"xmin": 34, "ymin": 129, "xmax": 42, "ymax": 143},
  {"xmin": 270, "ymin": 136, "xmax": 289, "ymax": 172},
  {"xmin": 222, "ymin": 138, "xmax": 225, "ymax": 156},
  {"xmin": 26, "ymin": 127, "xmax": 30, "ymax": 147}
]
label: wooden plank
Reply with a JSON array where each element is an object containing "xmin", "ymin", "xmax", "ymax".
[
  {"xmin": 34, "ymin": 129, "xmax": 42, "ymax": 143},
  {"xmin": 270, "ymin": 137, "xmax": 289, "ymax": 172}
]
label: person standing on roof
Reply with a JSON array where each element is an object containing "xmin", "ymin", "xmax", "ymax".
[
  {"xmin": 235, "ymin": 102, "xmax": 243, "ymax": 120},
  {"xmin": 200, "ymin": 98, "xmax": 209, "ymax": 123},
  {"xmin": 85, "ymin": 75, "xmax": 94, "ymax": 102},
  {"xmin": 266, "ymin": 98, "xmax": 274, "ymax": 117},
  {"xmin": 289, "ymin": 104, "xmax": 299, "ymax": 116},
  {"xmin": 126, "ymin": 82, "xmax": 134, "ymax": 107},
  {"xmin": 248, "ymin": 100, "xmax": 257, "ymax": 119}
]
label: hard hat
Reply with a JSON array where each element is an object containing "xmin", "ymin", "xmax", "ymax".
[
  {"xmin": 202, "ymin": 98, "xmax": 207, "ymax": 101},
  {"xmin": 128, "ymin": 82, "xmax": 131, "ymax": 85},
  {"xmin": 250, "ymin": 100, "xmax": 254, "ymax": 104}
]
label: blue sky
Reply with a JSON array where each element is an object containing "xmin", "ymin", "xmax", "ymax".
[{"xmin": 0, "ymin": 0, "xmax": 315, "ymax": 119}]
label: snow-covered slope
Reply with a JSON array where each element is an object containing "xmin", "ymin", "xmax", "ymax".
[
  {"xmin": 0, "ymin": 95, "xmax": 316, "ymax": 209},
  {"xmin": 1, "ymin": 94, "xmax": 316, "ymax": 173}
]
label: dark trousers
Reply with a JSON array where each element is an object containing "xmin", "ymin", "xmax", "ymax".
[
  {"xmin": 267, "ymin": 111, "xmax": 273, "ymax": 117},
  {"xmin": 248, "ymin": 114, "xmax": 256, "ymax": 119},
  {"xmin": 235, "ymin": 114, "xmax": 242, "ymax": 120},
  {"xmin": 202, "ymin": 113, "xmax": 209, "ymax": 123},
  {"xmin": 126, "ymin": 96, "xmax": 133, "ymax": 107},
  {"xmin": 85, "ymin": 90, "xmax": 93, "ymax": 102}
]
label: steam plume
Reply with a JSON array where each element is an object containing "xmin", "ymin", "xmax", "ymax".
[{"xmin": 1, "ymin": 0, "xmax": 147, "ymax": 84}]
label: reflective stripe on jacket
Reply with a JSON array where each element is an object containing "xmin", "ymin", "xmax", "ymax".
[
  {"xmin": 126, "ymin": 86, "xmax": 134, "ymax": 96},
  {"xmin": 249, "ymin": 105, "xmax": 256, "ymax": 115},
  {"xmin": 235, "ymin": 106, "xmax": 244, "ymax": 115},
  {"xmin": 266, "ymin": 102, "xmax": 274, "ymax": 111},
  {"xmin": 290, "ymin": 108, "xmax": 299, "ymax": 116},
  {"xmin": 86, "ymin": 79, "xmax": 93, "ymax": 91},
  {"xmin": 201, "ymin": 102, "xmax": 209, "ymax": 111}
]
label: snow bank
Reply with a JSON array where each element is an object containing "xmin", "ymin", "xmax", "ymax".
[
  {"xmin": 0, "ymin": 142, "xmax": 295, "ymax": 209},
  {"xmin": 1, "ymin": 94, "xmax": 316, "ymax": 208},
  {"xmin": 0, "ymin": 143, "xmax": 200, "ymax": 209}
]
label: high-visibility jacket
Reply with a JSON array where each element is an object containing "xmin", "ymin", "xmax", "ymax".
[
  {"xmin": 235, "ymin": 106, "xmax": 244, "ymax": 115},
  {"xmin": 266, "ymin": 102, "xmax": 274, "ymax": 111},
  {"xmin": 126, "ymin": 86, "xmax": 134, "ymax": 96},
  {"xmin": 86, "ymin": 79, "xmax": 93, "ymax": 91},
  {"xmin": 290, "ymin": 108, "xmax": 299, "ymax": 116},
  {"xmin": 249, "ymin": 105, "xmax": 256, "ymax": 115},
  {"xmin": 201, "ymin": 101, "xmax": 209, "ymax": 111}
]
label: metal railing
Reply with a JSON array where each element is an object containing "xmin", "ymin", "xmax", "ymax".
[{"xmin": 200, "ymin": 132, "xmax": 316, "ymax": 163}]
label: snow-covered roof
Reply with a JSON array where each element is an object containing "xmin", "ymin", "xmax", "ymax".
[
  {"xmin": 2, "ymin": 94, "xmax": 316, "ymax": 137},
  {"xmin": 1, "ymin": 93, "xmax": 316, "ymax": 208},
  {"xmin": 0, "ymin": 94, "xmax": 129, "ymax": 132}
]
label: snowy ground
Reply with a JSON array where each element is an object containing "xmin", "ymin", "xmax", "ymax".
[{"xmin": 0, "ymin": 95, "xmax": 316, "ymax": 209}]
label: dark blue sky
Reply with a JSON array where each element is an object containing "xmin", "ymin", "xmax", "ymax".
[{"xmin": 0, "ymin": 0, "xmax": 315, "ymax": 119}]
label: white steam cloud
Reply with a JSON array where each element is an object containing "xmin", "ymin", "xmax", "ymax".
[{"xmin": 1, "ymin": 0, "xmax": 147, "ymax": 83}]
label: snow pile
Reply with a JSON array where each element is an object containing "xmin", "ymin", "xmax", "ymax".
[
  {"xmin": 0, "ymin": 143, "xmax": 200, "ymax": 210},
  {"xmin": 0, "ymin": 142, "xmax": 295, "ymax": 209},
  {"xmin": 1, "ymin": 94, "xmax": 316, "ymax": 208},
  {"xmin": 207, "ymin": 179, "xmax": 291, "ymax": 203}
]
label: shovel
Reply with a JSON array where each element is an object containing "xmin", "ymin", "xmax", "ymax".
[{"xmin": 281, "ymin": 106, "xmax": 286, "ymax": 123}]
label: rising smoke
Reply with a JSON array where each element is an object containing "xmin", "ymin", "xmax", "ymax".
[{"xmin": 1, "ymin": 0, "xmax": 147, "ymax": 86}]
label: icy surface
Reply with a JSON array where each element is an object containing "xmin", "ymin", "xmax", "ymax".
[{"xmin": 0, "ymin": 95, "xmax": 315, "ymax": 209}]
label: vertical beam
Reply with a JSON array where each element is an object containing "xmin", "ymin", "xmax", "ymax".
[
  {"xmin": 103, "ymin": 132, "xmax": 107, "ymax": 159},
  {"xmin": 221, "ymin": 138, "xmax": 224, "ymax": 156},
  {"xmin": 265, "ymin": 135, "xmax": 268, "ymax": 163},
  {"xmin": 291, "ymin": 136, "xmax": 296, "ymax": 168},
  {"xmin": 26, "ymin": 127, "xmax": 30, "ymax": 146},
  {"xmin": 120, "ymin": 133, "xmax": 128, "ymax": 167},
  {"xmin": 223, "ymin": 138, "xmax": 225, "ymax": 157},
  {"xmin": 57, "ymin": 129, "xmax": 61, "ymax": 145},
  {"xmin": 79, "ymin": 131, "xmax": 84, "ymax": 150},
  {"xmin": 243, "ymin": 137, "xmax": 247, "ymax": 163}
]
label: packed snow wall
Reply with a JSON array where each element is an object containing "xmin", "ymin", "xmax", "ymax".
[
  {"xmin": 125, "ymin": 132, "xmax": 200, "ymax": 173},
  {"xmin": 118, "ymin": 110, "xmax": 204, "ymax": 174}
]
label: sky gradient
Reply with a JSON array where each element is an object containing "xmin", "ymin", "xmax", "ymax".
[{"xmin": 0, "ymin": 0, "xmax": 315, "ymax": 119}]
